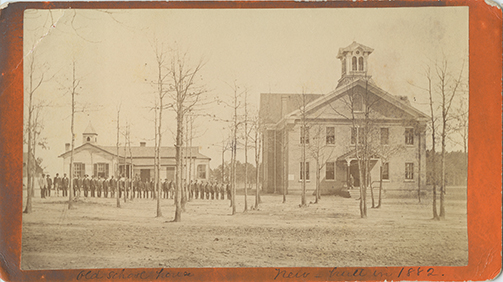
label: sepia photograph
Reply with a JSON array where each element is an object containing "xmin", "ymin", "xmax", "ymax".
[{"xmin": 20, "ymin": 6, "xmax": 470, "ymax": 271}]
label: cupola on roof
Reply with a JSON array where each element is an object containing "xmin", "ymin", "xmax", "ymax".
[
  {"xmin": 83, "ymin": 122, "xmax": 97, "ymax": 135},
  {"xmin": 336, "ymin": 41, "xmax": 374, "ymax": 89}
]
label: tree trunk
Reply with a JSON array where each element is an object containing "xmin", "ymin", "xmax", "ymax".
[
  {"xmin": 439, "ymin": 128, "xmax": 446, "ymax": 219},
  {"xmin": 174, "ymin": 109, "xmax": 183, "ymax": 222},
  {"xmin": 156, "ymin": 93, "xmax": 163, "ymax": 217},
  {"xmin": 24, "ymin": 79, "xmax": 34, "ymax": 214},
  {"xmin": 314, "ymin": 162, "xmax": 320, "ymax": 204},
  {"xmin": 68, "ymin": 62, "xmax": 77, "ymax": 209},
  {"xmin": 116, "ymin": 108, "xmax": 121, "ymax": 208},
  {"xmin": 376, "ymin": 165, "xmax": 382, "ymax": 208}
]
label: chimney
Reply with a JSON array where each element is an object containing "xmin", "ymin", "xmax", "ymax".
[
  {"xmin": 65, "ymin": 143, "xmax": 70, "ymax": 151},
  {"xmin": 140, "ymin": 142, "xmax": 146, "ymax": 147}
]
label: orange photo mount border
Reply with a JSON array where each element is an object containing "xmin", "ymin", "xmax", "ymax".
[{"xmin": 0, "ymin": 1, "xmax": 501, "ymax": 281}]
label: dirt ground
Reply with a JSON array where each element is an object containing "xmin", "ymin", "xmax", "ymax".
[{"xmin": 21, "ymin": 187, "xmax": 467, "ymax": 270}]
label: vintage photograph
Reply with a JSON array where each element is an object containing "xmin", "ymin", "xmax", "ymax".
[{"xmin": 22, "ymin": 7, "xmax": 469, "ymax": 269}]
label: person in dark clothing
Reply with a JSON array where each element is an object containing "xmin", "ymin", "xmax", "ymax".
[
  {"xmin": 53, "ymin": 173, "xmax": 61, "ymax": 197},
  {"xmin": 220, "ymin": 183, "xmax": 225, "ymax": 200},
  {"xmin": 83, "ymin": 175, "xmax": 90, "ymax": 197},
  {"xmin": 46, "ymin": 174, "xmax": 52, "ymax": 197},
  {"xmin": 90, "ymin": 175, "xmax": 96, "ymax": 197},
  {"xmin": 61, "ymin": 173, "xmax": 69, "ymax": 197},
  {"xmin": 97, "ymin": 176, "xmax": 103, "ymax": 197},
  {"xmin": 103, "ymin": 176, "xmax": 109, "ymax": 198},
  {"xmin": 226, "ymin": 183, "xmax": 231, "ymax": 200},
  {"xmin": 110, "ymin": 176, "xmax": 116, "ymax": 198}
]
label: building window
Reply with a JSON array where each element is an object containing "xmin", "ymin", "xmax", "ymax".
[
  {"xmin": 94, "ymin": 163, "xmax": 109, "ymax": 178},
  {"xmin": 352, "ymin": 56, "xmax": 357, "ymax": 71},
  {"xmin": 351, "ymin": 127, "xmax": 365, "ymax": 145},
  {"xmin": 358, "ymin": 57, "xmax": 364, "ymax": 71},
  {"xmin": 381, "ymin": 128, "xmax": 389, "ymax": 145},
  {"xmin": 73, "ymin": 163, "xmax": 85, "ymax": 177},
  {"xmin": 405, "ymin": 163, "xmax": 414, "ymax": 180},
  {"xmin": 382, "ymin": 162, "xmax": 389, "ymax": 180},
  {"xmin": 342, "ymin": 58, "xmax": 346, "ymax": 75},
  {"xmin": 326, "ymin": 162, "xmax": 335, "ymax": 180},
  {"xmin": 86, "ymin": 137, "xmax": 90, "ymax": 142},
  {"xmin": 197, "ymin": 164, "xmax": 206, "ymax": 179},
  {"xmin": 119, "ymin": 164, "xmax": 131, "ymax": 177},
  {"xmin": 300, "ymin": 126, "xmax": 309, "ymax": 144},
  {"xmin": 353, "ymin": 94, "xmax": 363, "ymax": 111},
  {"xmin": 326, "ymin": 127, "xmax": 335, "ymax": 144},
  {"xmin": 300, "ymin": 162, "xmax": 310, "ymax": 180},
  {"xmin": 405, "ymin": 128, "xmax": 414, "ymax": 145}
]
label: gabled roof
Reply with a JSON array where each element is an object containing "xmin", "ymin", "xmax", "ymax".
[
  {"xmin": 283, "ymin": 77, "xmax": 429, "ymax": 123},
  {"xmin": 83, "ymin": 122, "xmax": 97, "ymax": 135},
  {"xmin": 337, "ymin": 149, "xmax": 382, "ymax": 161},
  {"xmin": 259, "ymin": 92, "xmax": 323, "ymax": 125},
  {"xmin": 337, "ymin": 41, "xmax": 374, "ymax": 59},
  {"xmin": 99, "ymin": 146, "xmax": 210, "ymax": 159},
  {"xmin": 58, "ymin": 142, "xmax": 211, "ymax": 160}
]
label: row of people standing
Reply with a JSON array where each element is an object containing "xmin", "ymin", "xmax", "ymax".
[
  {"xmin": 37, "ymin": 173, "xmax": 233, "ymax": 201},
  {"xmin": 182, "ymin": 180, "xmax": 231, "ymax": 200},
  {"xmin": 37, "ymin": 173, "xmax": 69, "ymax": 198},
  {"xmin": 72, "ymin": 175, "xmax": 161, "ymax": 199}
]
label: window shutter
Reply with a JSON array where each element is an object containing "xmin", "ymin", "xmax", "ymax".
[{"xmin": 94, "ymin": 164, "xmax": 97, "ymax": 177}]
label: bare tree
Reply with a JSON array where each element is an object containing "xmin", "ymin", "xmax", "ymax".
[
  {"xmin": 426, "ymin": 67, "xmax": 439, "ymax": 220},
  {"xmin": 115, "ymin": 104, "xmax": 121, "ymax": 208},
  {"xmin": 308, "ymin": 125, "xmax": 336, "ymax": 204},
  {"xmin": 23, "ymin": 52, "xmax": 44, "ymax": 213},
  {"xmin": 66, "ymin": 61, "xmax": 82, "ymax": 209},
  {"xmin": 243, "ymin": 90, "xmax": 251, "ymax": 212},
  {"xmin": 230, "ymin": 83, "xmax": 242, "ymax": 215},
  {"xmin": 152, "ymin": 43, "xmax": 170, "ymax": 218},
  {"xmin": 299, "ymin": 91, "xmax": 309, "ymax": 207},
  {"xmin": 435, "ymin": 59, "xmax": 465, "ymax": 219},
  {"xmin": 249, "ymin": 113, "xmax": 263, "ymax": 209},
  {"xmin": 332, "ymin": 76, "xmax": 380, "ymax": 218},
  {"xmin": 167, "ymin": 49, "xmax": 206, "ymax": 222}
]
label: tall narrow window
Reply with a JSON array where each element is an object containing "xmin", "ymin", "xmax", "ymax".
[
  {"xmin": 382, "ymin": 162, "xmax": 389, "ymax": 180},
  {"xmin": 351, "ymin": 128, "xmax": 365, "ymax": 145},
  {"xmin": 405, "ymin": 163, "xmax": 414, "ymax": 180},
  {"xmin": 358, "ymin": 57, "xmax": 364, "ymax": 71},
  {"xmin": 300, "ymin": 162, "xmax": 310, "ymax": 180},
  {"xmin": 405, "ymin": 128, "xmax": 414, "ymax": 145},
  {"xmin": 197, "ymin": 164, "xmax": 206, "ymax": 179},
  {"xmin": 326, "ymin": 127, "xmax": 335, "ymax": 144},
  {"xmin": 342, "ymin": 58, "xmax": 346, "ymax": 75},
  {"xmin": 300, "ymin": 126, "xmax": 309, "ymax": 144},
  {"xmin": 381, "ymin": 128, "xmax": 389, "ymax": 145},
  {"xmin": 326, "ymin": 162, "xmax": 335, "ymax": 180},
  {"xmin": 351, "ymin": 128, "xmax": 357, "ymax": 144},
  {"xmin": 352, "ymin": 56, "xmax": 357, "ymax": 71},
  {"xmin": 353, "ymin": 94, "xmax": 363, "ymax": 111}
]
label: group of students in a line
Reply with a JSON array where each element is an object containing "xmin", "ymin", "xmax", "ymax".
[
  {"xmin": 37, "ymin": 173, "xmax": 69, "ymax": 198},
  {"xmin": 36, "ymin": 172, "xmax": 234, "ymax": 200},
  {"xmin": 36, "ymin": 174, "xmax": 233, "ymax": 200}
]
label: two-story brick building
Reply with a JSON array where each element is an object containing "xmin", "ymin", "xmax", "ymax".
[{"xmin": 260, "ymin": 42, "xmax": 428, "ymax": 196}]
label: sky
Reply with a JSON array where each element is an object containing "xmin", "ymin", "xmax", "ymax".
[{"xmin": 23, "ymin": 7, "xmax": 469, "ymax": 174}]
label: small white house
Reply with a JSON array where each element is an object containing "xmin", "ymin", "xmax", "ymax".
[{"xmin": 59, "ymin": 123, "xmax": 211, "ymax": 181}]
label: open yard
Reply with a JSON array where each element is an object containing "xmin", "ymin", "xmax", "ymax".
[{"xmin": 21, "ymin": 188, "xmax": 467, "ymax": 270}]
